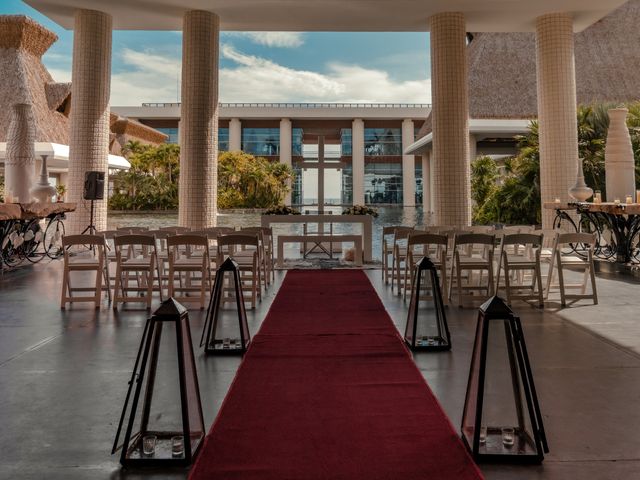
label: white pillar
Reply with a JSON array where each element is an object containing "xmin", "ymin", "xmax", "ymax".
[
  {"xmin": 402, "ymin": 119, "xmax": 416, "ymax": 206},
  {"xmin": 536, "ymin": 12, "xmax": 578, "ymax": 229},
  {"xmin": 429, "ymin": 12, "xmax": 470, "ymax": 227},
  {"xmin": 352, "ymin": 118, "xmax": 365, "ymax": 205},
  {"xmin": 422, "ymin": 152, "xmax": 431, "ymax": 219},
  {"xmin": 67, "ymin": 9, "xmax": 112, "ymax": 233},
  {"xmin": 229, "ymin": 118, "xmax": 241, "ymax": 151},
  {"xmin": 179, "ymin": 10, "xmax": 219, "ymax": 229},
  {"xmin": 280, "ymin": 118, "xmax": 292, "ymax": 205}
]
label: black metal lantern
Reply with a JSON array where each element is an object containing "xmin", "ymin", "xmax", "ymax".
[
  {"xmin": 112, "ymin": 298, "xmax": 205, "ymax": 467},
  {"xmin": 200, "ymin": 257, "xmax": 250, "ymax": 354},
  {"xmin": 404, "ymin": 256, "xmax": 451, "ymax": 351},
  {"xmin": 461, "ymin": 296, "xmax": 549, "ymax": 464}
]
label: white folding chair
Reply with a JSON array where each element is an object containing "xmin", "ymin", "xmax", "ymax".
[
  {"xmin": 496, "ymin": 233, "xmax": 544, "ymax": 307},
  {"xmin": 60, "ymin": 234, "xmax": 108, "ymax": 309}
]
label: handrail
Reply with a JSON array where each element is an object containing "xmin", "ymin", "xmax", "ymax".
[{"xmin": 141, "ymin": 102, "xmax": 432, "ymax": 109}]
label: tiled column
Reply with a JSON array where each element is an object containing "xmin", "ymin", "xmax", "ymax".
[
  {"xmin": 422, "ymin": 152, "xmax": 431, "ymax": 219},
  {"xmin": 229, "ymin": 118, "xmax": 241, "ymax": 151},
  {"xmin": 279, "ymin": 118, "xmax": 292, "ymax": 205},
  {"xmin": 536, "ymin": 13, "xmax": 578, "ymax": 228},
  {"xmin": 402, "ymin": 119, "xmax": 416, "ymax": 206},
  {"xmin": 179, "ymin": 10, "xmax": 219, "ymax": 228},
  {"xmin": 67, "ymin": 9, "xmax": 112, "ymax": 233},
  {"xmin": 352, "ymin": 118, "xmax": 365, "ymax": 205},
  {"xmin": 429, "ymin": 12, "xmax": 470, "ymax": 227}
]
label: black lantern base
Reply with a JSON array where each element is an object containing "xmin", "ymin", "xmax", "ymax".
[
  {"xmin": 122, "ymin": 431, "xmax": 204, "ymax": 468},
  {"xmin": 407, "ymin": 335, "xmax": 451, "ymax": 351},
  {"xmin": 461, "ymin": 426, "xmax": 542, "ymax": 464},
  {"xmin": 205, "ymin": 337, "xmax": 249, "ymax": 355}
]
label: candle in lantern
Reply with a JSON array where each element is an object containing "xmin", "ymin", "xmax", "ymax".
[
  {"xmin": 636, "ymin": 190, "xmax": 640, "ymax": 204},
  {"xmin": 594, "ymin": 191, "xmax": 602, "ymax": 204},
  {"xmin": 614, "ymin": 198, "xmax": 621, "ymax": 205},
  {"xmin": 554, "ymin": 197, "xmax": 561, "ymax": 204},
  {"xmin": 626, "ymin": 195, "xmax": 633, "ymax": 204}
]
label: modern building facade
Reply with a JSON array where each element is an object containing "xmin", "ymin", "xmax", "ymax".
[{"xmin": 112, "ymin": 102, "xmax": 430, "ymax": 208}]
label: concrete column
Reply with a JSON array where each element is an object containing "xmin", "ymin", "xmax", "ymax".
[
  {"xmin": 179, "ymin": 10, "xmax": 219, "ymax": 229},
  {"xmin": 429, "ymin": 12, "xmax": 470, "ymax": 227},
  {"xmin": 422, "ymin": 152, "xmax": 431, "ymax": 219},
  {"xmin": 279, "ymin": 118, "xmax": 292, "ymax": 205},
  {"xmin": 67, "ymin": 9, "xmax": 112, "ymax": 233},
  {"xmin": 352, "ymin": 118, "xmax": 365, "ymax": 205},
  {"xmin": 229, "ymin": 118, "xmax": 242, "ymax": 151},
  {"xmin": 402, "ymin": 118, "xmax": 416, "ymax": 206},
  {"xmin": 536, "ymin": 13, "xmax": 578, "ymax": 228}
]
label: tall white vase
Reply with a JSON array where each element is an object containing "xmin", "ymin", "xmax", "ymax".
[
  {"xmin": 30, "ymin": 155, "xmax": 56, "ymax": 203},
  {"xmin": 568, "ymin": 158, "xmax": 593, "ymax": 202},
  {"xmin": 605, "ymin": 107, "xmax": 636, "ymax": 201},
  {"xmin": 5, "ymin": 103, "xmax": 35, "ymax": 203}
]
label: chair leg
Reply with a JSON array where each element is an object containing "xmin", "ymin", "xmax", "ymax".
[
  {"xmin": 94, "ymin": 265, "xmax": 104, "ymax": 310},
  {"xmin": 113, "ymin": 264, "xmax": 122, "ymax": 310},
  {"xmin": 146, "ymin": 269, "xmax": 153, "ymax": 310},
  {"xmin": 60, "ymin": 263, "xmax": 69, "ymax": 309},
  {"xmin": 535, "ymin": 263, "xmax": 544, "ymax": 308},
  {"xmin": 589, "ymin": 258, "xmax": 598, "ymax": 305},
  {"xmin": 457, "ymin": 262, "xmax": 463, "ymax": 308},
  {"xmin": 556, "ymin": 254, "xmax": 566, "ymax": 307},
  {"xmin": 503, "ymin": 261, "xmax": 512, "ymax": 306}
]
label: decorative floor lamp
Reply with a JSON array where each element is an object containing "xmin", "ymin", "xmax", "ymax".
[
  {"xmin": 112, "ymin": 298, "xmax": 205, "ymax": 467},
  {"xmin": 461, "ymin": 296, "xmax": 548, "ymax": 463},
  {"xmin": 404, "ymin": 256, "xmax": 451, "ymax": 351},
  {"xmin": 201, "ymin": 257, "xmax": 251, "ymax": 354}
]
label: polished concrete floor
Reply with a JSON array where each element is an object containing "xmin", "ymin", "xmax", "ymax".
[{"xmin": 1, "ymin": 260, "xmax": 639, "ymax": 479}]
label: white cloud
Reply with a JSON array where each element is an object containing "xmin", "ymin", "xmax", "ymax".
[
  {"xmin": 224, "ymin": 32, "xmax": 304, "ymax": 48},
  {"xmin": 45, "ymin": 45, "xmax": 431, "ymax": 106}
]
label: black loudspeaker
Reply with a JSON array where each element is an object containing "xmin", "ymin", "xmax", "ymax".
[{"xmin": 84, "ymin": 171, "xmax": 105, "ymax": 200}]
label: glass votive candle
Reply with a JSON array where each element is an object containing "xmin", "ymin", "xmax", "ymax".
[
  {"xmin": 614, "ymin": 198, "xmax": 621, "ymax": 205},
  {"xmin": 636, "ymin": 190, "xmax": 640, "ymax": 204},
  {"xmin": 626, "ymin": 195, "xmax": 633, "ymax": 204},
  {"xmin": 142, "ymin": 435, "xmax": 157, "ymax": 456},
  {"xmin": 479, "ymin": 426, "xmax": 487, "ymax": 444},
  {"xmin": 554, "ymin": 197, "xmax": 561, "ymax": 204},
  {"xmin": 171, "ymin": 436, "xmax": 184, "ymax": 457},
  {"xmin": 594, "ymin": 191, "xmax": 602, "ymax": 204},
  {"xmin": 502, "ymin": 427, "xmax": 515, "ymax": 447}
]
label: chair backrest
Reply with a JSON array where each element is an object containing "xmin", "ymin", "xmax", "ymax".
[
  {"xmin": 161, "ymin": 226, "xmax": 191, "ymax": 234},
  {"xmin": 539, "ymin": 229, "xmax": 560, "ymax": 248},
  {"xmin": 167, "ymin": 234, "xmax": 209, "ymax": 248},
  {"xmin": 114, "ymin": 234, "xmax": 156, "ymax": 248},
  {"xmin": 501, "ymin": 233, "xmax": 543, "ymax": 247},
  {"xmin": 454, "ymin": 233, "xmax": 496, "ymax": 247},
  {"xmin": 98, "ymin": 230, "xmax": 121, "ymax": 239},
  {"xmin": 218, "ymin": 233, "xmax": 260, "ymax": 248},
  {"xmin": 469, "ymin": 225, "xmax": 494, "ymax": 234},
  {"xmin": 146, "ymin": 229, "xmax": 169, "ymax": 239},
  {"xmin": 63, "ymin": 234, "xmax": 106, "ymax": 248},
  {"xmin": 557, "ymin": 232, "xmax": 596, "ymax": 246},
  {"xmin": 407, "ymin": 232, "xmax": 448, "ymax": 247}
]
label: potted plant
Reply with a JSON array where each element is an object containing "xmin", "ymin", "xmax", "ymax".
[
  {"xmin": 55, "ymin": 184, "xmax": 67, "ymax": 203},
  {"xmin": 263, "ymin": 205, "xmax": 301, "ymax": 215}
]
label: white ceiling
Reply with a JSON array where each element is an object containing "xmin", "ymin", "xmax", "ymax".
[{"xmin": 25, "ymin": 0, "xmax": 626, "ymax": 32}]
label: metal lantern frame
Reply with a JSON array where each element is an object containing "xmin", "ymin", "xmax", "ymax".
[
  {"xmin": 201, "ymin": 257, "xmax": 251, "ymax": 355},
  {"xmin": 404, "ymin": 256, "xmax": 451, "ymax": 351},
  {"xmin": 461, "ymin": 296, "xmax": 549, "ymax": 464},
  {"xmin": 112, "ymin": 298, "xmax": 205, "ymax": 467}
]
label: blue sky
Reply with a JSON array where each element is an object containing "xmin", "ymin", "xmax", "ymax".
[{"xmin": 4, "ymin": 0, "xmax": 431, "ymax": 105}]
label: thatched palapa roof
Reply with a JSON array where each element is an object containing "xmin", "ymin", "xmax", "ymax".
[
  {"xmin": 0, "ymin": 15, "xmax": 167, "ymax": 153},
  {"xmin": 418, "ymin": 0, "xmax": 640, "ymax": 138}
]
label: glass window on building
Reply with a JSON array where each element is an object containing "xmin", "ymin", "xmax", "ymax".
[
  {"xmin": 364, "ymin": 128, "xmax": 402, "ymax": 156},
  {"xmin": 292, "ymin": 128, "xmax": 304, "ymax": 156},
  {"xmin": 341, "ymin": 129, "xmax": 352, "ymax": 156},
  {"xmin": 218, "ymin": 127, "xmax": 229, "ymax": 152},
  {"xmin": 242, "ymin": 128, "xmax": 280, "ymax": 156},
  {"xmin": 364, "ymin": 162, "xmax": 403, "ymax": 204},
  {"xmin": 415, "ymin": 161, "xmax": 423, "ymax": 205},
  {"xmin": 156, "ymin": 127, "xmax": 179, "ymax": 144}
]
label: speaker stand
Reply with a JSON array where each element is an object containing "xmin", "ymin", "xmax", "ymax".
[{"xmin": 81, "ymin": 200, "xmax": 97, "ymax": 249}]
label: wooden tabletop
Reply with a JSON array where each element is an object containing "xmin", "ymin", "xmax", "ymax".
[
  {"xmin": 0, "ymin": 202, "xmax": 76, "ymax": 221},
  {"xmin": 543, "ymin": 201, "xmax": 640, "ymax": 215}
]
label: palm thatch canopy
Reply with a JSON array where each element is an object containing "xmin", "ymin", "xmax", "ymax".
[
  {"xmin": 418, "ymin": 0, "xmax": 640, "ymax": 138},
  {"xmin": 0, "ymin": 15, "xmax": 166, "ymax": 153}
]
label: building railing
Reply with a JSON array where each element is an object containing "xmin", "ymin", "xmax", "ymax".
[{"xmin": 141, "ymin": 102, "xmax": 432, "ymax": 109}]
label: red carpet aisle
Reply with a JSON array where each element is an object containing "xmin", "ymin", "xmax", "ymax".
[{"xmin": 189, "ymin": 270, "xmax": 483, "ymax": 480}]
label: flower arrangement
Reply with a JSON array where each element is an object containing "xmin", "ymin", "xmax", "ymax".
[
  {"xmin": 264, "ymin": 205, "xmax": 301, "ymax": 215},
  {"xmin": 342, "ymin": 205, "xmax": 379, "ymax": 217},
  {"xmin": 55, "ymin": 184, "xmax": 67, "ymax": 203}
]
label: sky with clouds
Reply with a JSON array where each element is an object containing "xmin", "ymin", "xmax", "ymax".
[{"xmin": 4, "ymin": 0, "xmax": 432, "ymax": 106}]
